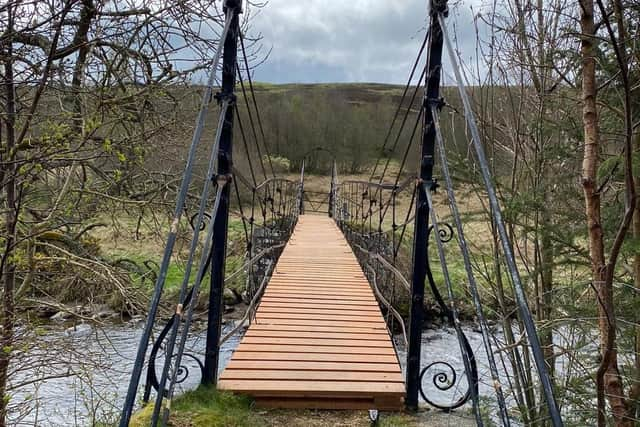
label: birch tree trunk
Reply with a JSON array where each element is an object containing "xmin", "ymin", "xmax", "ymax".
[{"xmin": 579, "ymin": 1, "xmax": 630, "ymax": 425}]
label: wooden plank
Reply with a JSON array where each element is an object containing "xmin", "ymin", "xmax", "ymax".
[
  {"xmin": 259, "ymin": 297, "xmax": 377, "ymax": 305},
  {"xmin": 257, "ymin": 302, "xmax": 380, "ymax": 312},
  {"xmin": 245, "ymin": 330, "xmax": 389, "ymax": 341},
  {"xmin": 264, "ymin": 291, "xmax": 375, "ymax": 298},
  {"xmin": 249, "ymin": 323, "xmax": 389, "ymax": 334},
  {"xmin": 269, "ymin": 277, "xmax": 365, "ymax": 281},
  {"xmin": 258, "ymin": 299, "xmax": 377, "ymax": 307},
  {"xmin": 265, "ymin": 287, "xmax": 372, "ymax": 293},
  {"xmin": 274, "ymin": 269, "xmax": 359, "ymax": 272},
  {"xmin": 253, "ymin": 318, "xmax": 386, "ymax": 328},
  {"xmin": 255, "ymin": 309, "xmax": 383, "ymax": 319},
  {"xmin": 267, "ymin": 285, "xmax": 369, "ymax": 290},
  {"xmin": 254, "ymin": 313, "xmax": 385, "ymax": 323},
  {"xmin": 261, "ymin": 297, "xmax": 378, "ymax": 306},
  {"xmin": 219, "ymin": 370, "xmax": 404, "ymax": 383},
  {"xmin": 273, "ymin": 270, "xmax": 365, "ymax": 276},
  {"xmin": 266, "ymin": 281, "xmax": 370, "ymax": 288},
  {"xmin": 228, "ymin": 352, "xmax": 399, "ymax": 364},
  {"xmin": 217, "ymin": 380, "xmax": 406, "ymax": 396},
  {"xmin": 261, "ymin": 293, "xmax": 375, "ymax": 301},
  {"xmin": 276, "ymin": 263, "xmax": 358, "ymax": 268},
  {"xmin": 256, "ymin": 307, "xmax": 381, "ymax": 317},
  {"xmin": 265, "ymin": 286, "xmax": 372, "ymax": 292},
  {"xmin": 236, "ymin": 343, "xmax": 395, "ymax": 355},
  {"xmin": 241, "ymin": 336, "xmax": 391, "ymax": 347},
  {"xmin": 262, "ymin": 295, "xmax": 372, "ymax": 301},
  {"xmin": 274, "ymin": 266, "xmax": 362, "ymax": 272}
]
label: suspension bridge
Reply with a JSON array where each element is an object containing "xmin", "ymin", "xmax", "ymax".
[
  {"xmin": 218, "ymin": 215, "xmax": 405, "ymax": 410},
  {"xmin": 118, "ymin": 1, "xmax": 565, "ymax": 426}
]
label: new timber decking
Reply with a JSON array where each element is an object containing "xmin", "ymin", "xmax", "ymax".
[{"xmin": 218, "ymin": 215, "xmax": 405, "ymax": 410}]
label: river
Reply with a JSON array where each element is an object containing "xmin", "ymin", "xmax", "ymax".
[
  {"xmin": 9, "ymin": 320, "xmax": 598, "ymax": 426},
  {"xmin": 9, "ymin": 319, "xmax": 241, "ymax": 426}
]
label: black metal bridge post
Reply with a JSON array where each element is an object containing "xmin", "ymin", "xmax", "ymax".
[
  {"xmin": 406, "ymin": 0, "xmax": 447, "ymax": 410},
  {"xmin": 329, "ymin": 160, "xmax": 336, "ymax": 217},
  {"xmin": 298, "ymin": 159, "xmax": 305, "ymax": 214},
  {"xmin": 203, "ymin": 0, "xmax": 241, "ymax": 385}
]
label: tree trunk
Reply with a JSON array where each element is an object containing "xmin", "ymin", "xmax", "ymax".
[
  {"xmin": 0, "ymin": 11, "xmax": 18, "ymax": 425},
  {"xmin": 631, "ymin": 130, "xmax": 640, "ymax": 420},
  {"xmin": 579, "ymin": 1, "xmax": 630, "ymax": 425}
]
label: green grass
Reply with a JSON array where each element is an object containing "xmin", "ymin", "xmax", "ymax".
[
  {"xmin": 129, "ymin": 386, "xmax": 418, "ymax": 427},
  {"xmin": 102, "ymin": 217, "xmax": 248, "ymax": 295},
  {"xmin": 131, "ymin": 387, "xmax": 262, "ymax": 427},
  {"xmin": 379, "ymin": 413, "xmax": 414, "ymax": 426}
]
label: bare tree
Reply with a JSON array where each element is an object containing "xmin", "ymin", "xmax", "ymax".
[
  {"xmin": 579, "ymin": 0, "xmax": 637, "ymax": 425},
  {"xmin": 0, "ymin": 0, "xmax": 263, "ymax": 423}
]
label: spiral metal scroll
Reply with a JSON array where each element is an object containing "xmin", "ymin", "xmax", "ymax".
[
  {"xmin": 419, "ymin": 223, "xmax": 479, "ymax": 411},
  {"xmin": 143, "ymin": 319, "xmax": 205, "ymax": 400},
  {"xmin": 189, "ymin": 212, "xmax": 212, "ymax": 231},
  {"xmin": 142, "ymin": 283, "xmax": 206, "ymax": 402},
  {"xmin": 143, "ymin": 217, "xmax": 211, "ymax": 403}
]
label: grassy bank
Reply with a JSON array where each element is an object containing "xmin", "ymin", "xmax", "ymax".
[{"xmin": 129, "ymin": 386, "xmax": 452, "ymax": 427}]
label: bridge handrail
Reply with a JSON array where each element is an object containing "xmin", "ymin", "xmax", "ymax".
[{"xmin": 253, "ymin": 176, "xmax": 297, "ymax": 191}]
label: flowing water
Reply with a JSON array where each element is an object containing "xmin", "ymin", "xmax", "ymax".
[
  {"xmin": 9, "ymin": 320, "xmax": 487, "ymax": 426},
  {"xmin": 9, "ymin": 320, "xmax": 600, "ymax": 426},
  {"xmin": 9, "ymin": 319, "xmax": 241, "ymax": 426}
]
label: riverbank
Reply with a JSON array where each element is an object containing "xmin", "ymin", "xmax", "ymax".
[{"xmin": 130, "ymin": 386, "xmax": 475, "ymax": 427}]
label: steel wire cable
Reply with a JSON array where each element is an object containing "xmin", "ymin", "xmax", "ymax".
[
  {"xmin": 158, "ymin": 182, "xmax": 227, "ymax": 427},
  {"xmin": 378, "ymin": 107, "xmax": 423, "ymax": 225},
  {"xmin": 239, "ymin": 31, "xmax": 276, "ymax": 178},
  {"xmin": 431, "ymin": 105, "xmax": 511, "ymax": 426},
  {"xmin": 393, "ymin": 187, "xmax": 417, "ymax": 259},
  {"xmin": 151, "ymin": 100, "xmax": 230, "ymax": 426},
  {"xmin": 156, "ymin": 181, "xmax": 230, "ymax": 427},
  {"xmin": 233, "ymin": 179, "xmax": 250, "ymax": 247},
  {"xmin": 376, "ymin": 66, "xmax": 427, "ymax": 188},
  {"xmin": 438, "ymin": 12, "xmax": 563, "ymax": 426},
  {"xmin": 235, "ymin": 106, "xmax": 258, "ymax": 187},
  {"xmin": 119, "ymin": 9, "xmax": 234, "ymax": 426},
  {"xmin": 424, "ymin": 186, "xmax": 482, "ymax": 425},
  {"xmin": 237, "ymin": 65, "xmax": 269, "ymax": 180},
  {"xmin": 370, "ymin": 30, "xmax": 430, "ymax": 183}
]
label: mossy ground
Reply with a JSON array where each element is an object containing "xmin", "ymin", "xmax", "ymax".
[{"xmin": 130, "ymin": 386, "xmax": 419, "ymax": 427}]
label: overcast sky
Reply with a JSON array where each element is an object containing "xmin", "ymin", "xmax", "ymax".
[{"xmin": 247, "ymin": 0, "xmax": 487, "ymax": 84}]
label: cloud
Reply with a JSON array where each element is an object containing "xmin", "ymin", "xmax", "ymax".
[{"xmin": 246, "ymin": 0, "xmax": 487, "ymax": 84}]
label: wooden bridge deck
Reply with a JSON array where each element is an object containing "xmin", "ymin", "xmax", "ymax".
[{"xmin": 218, "ymin": 215, "xmax": 405, "ymax": 410}]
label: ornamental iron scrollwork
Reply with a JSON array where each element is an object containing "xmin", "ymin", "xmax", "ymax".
[
  {"xmin": 144, "ymin": 180, "xmax": 298, "ymax": 403},
  {"xmin": 143, "ymin": 285, "xmax": 206, "ymax": 402},
  {"xmin": 418, "ymin": 223, "xmax": 479, "ymax": 411}
]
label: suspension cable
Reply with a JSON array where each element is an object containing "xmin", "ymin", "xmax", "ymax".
[
  {"xmin": 239, "ymin": 31, "xmax": 276, "ymax": 177},
  {"xmin": 233, "ymin": 178, "xmax": 250, "ymax": 246},
  {"xmin": 438, "ymin": 12, "xmax": 563, "ymax": 426},
  {"xmin": 432, "ymin": 105, "xmax": 511, "ymax": 426},
  {"xmin": 369, "ymin": 29, "xmax": 429, "ymax": 182},
  {"xmin": 235, "ymin": 106, "xmax": 258, "ymax": 187},
  {"xmin": 237, "ymin": 64, "xmax": 269, "ymax": 180},
  {"xmin": 377, "ymin": 66, "xmax": 426, "ymax": 187},
  {"xmin": 424, "ymin": 185, "xmax": 483, "ymax": 426},
  {"xmin": 151, "ymin": 100, "xmax": 231, "ymax": 426},
  {"xmin": 157, "ymin": 180, "xmax": 227, "ymax": 426},
  {"xmin": 378, "ymin": 107, "xmax": 423, "ymax": 225},
  {"xmin": 119, "ymin": 9, "xmax": 234, "ymax": 426},
  {"xmin": 219, "ymin": 258, "xmax": 276, "ymax": 345}
]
